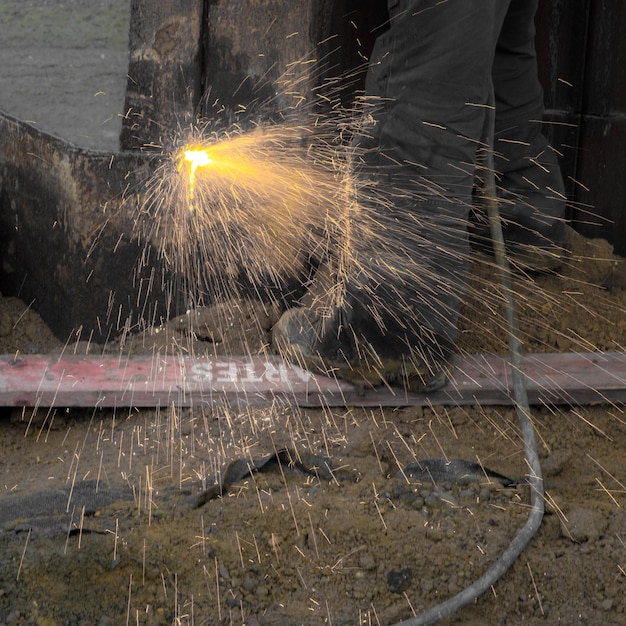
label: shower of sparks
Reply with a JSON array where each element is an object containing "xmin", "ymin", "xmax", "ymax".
[
  {"xmin": 131, "ymin": 98, "xmax": 581, "ymax": 390},
  {"xmin": 135, "ymin": 120, "xmax": 367, "ymax": 310},
  {"xmin": 126, "ymin": 49, "xmax": 585, "ymax": 396},
  {"xmin": 2, "ymin": 11, "xmax": 625, "ymax": 622}
]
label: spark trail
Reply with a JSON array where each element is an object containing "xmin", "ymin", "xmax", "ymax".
[{"xmin": 136, "ymin": 121, "xmax": 360, "ymax": 307}]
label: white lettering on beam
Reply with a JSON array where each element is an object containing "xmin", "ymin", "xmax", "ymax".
[{"xmin": 189, "ymin": 360, "xmax": 313, "ymax": 387}]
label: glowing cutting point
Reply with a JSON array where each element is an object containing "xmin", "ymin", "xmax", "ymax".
[{"xmin": 179, "ymin": 148, "xmax": 213, "ymax": 211}]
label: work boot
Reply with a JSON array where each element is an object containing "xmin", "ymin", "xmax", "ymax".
[
  {"xmin": 481, "ymin": 0, "xmax": 569, "ymax": 273},
  {"xmin": 272, "ymin": 331, "xmax": 449, "ymax": 392},
  {"xmin": 470, "ymin": 202, "xmax": 570, "ymax": 274},
  {"xmin": 272, "ymin": 298, "xmax": 450, "ymax": 393},
  {"xmin": 470, "ymin": 129, "xmax": 569, "ymax": 274},
  {"xmin": 271, "ymin": 208, "xmax": 462, "ymax": 394},
  {"xmin": 497, "ymin": 127, "xmax": 568, "ymax": 273}
]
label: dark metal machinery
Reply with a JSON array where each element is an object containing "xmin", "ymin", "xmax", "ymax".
[{"xmin": 536, "ymin": 0, "xmax": 626, "ymax": 254}]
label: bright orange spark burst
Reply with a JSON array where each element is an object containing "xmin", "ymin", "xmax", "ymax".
[
  {"xmin": 179, "ymin": 148, "xmax": 213, "ymax": 211},
  {"xmin": 136, "ymin": 120, "xmax": 377, "ymax": 307}
]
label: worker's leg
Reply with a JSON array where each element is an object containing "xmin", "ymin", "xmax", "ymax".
[
  {"xmin": 491, "ymin": 0, "xmax": 567, "ymax": 269},
  {"xmin": 361, "ymin": 0, "xmax": 508, "ymax": 199},
  {"xmin": 274, "ymin": 0, "xmax": 509, "ymax": 390}
]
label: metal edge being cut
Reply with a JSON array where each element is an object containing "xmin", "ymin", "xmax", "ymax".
[{"xmin": 0, "ymin": 351, "xmax": 625, "ymax": 409}]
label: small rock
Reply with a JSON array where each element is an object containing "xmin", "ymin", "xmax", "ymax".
[
  {"xmin": 359, "ymin": 551, "xmax": 376, "ymax": 571},
  {"xmin": 387, "ymin": 567, "xmax": 412, "ymax": 593},
  {"xmin": 560, "ymin": 506, "xmax": 608, "ymax": 543},
  {"xmin": 448, "ymin": 407, "xmax": 468, "ymax": 426},
  {"xmin": 545, "ymin": 493, "xmax": 568, "ymax": 517},
  {"xmin": 541, "ymin": 450, "xmax": 571, "ymax": 478},
  {"xmin": 5, "ymin": 609, "xmax": 21, "ymax": 625},
  {"xmin": 478, "ymin": 488, "xmax": 491, "ymax": 502},
  {"xmin": 439, "ymin": 491, "xmax": 458, "ymax": 507}
]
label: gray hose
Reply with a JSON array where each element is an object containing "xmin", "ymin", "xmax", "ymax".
[{"xmin": 393, "ymin": 126, "xmax": 545, "ymax": 626}]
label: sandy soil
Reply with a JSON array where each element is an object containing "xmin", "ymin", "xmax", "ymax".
[{"xmin": 1, "ymin": 2, "xmax": 626, "ymax": 625}]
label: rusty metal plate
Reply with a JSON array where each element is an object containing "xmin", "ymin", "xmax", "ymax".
[{"xmin": 1, "ymin": 351, "xmax": 625, "ymax": 409}]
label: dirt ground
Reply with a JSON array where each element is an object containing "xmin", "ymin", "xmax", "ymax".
[{"xmin": 1, "ymin": 2, "xmax": 626, "ymax": 625}]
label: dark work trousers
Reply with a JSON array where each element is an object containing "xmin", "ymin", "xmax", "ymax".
[{"xmin": 343, "ymin": 0, "xmax": 566, "ymax": 371}]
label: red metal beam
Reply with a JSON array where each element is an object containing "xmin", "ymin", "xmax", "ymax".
[{"xmin": 0, "ymin": 352, "xmax": 625, "ymax": 409}]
